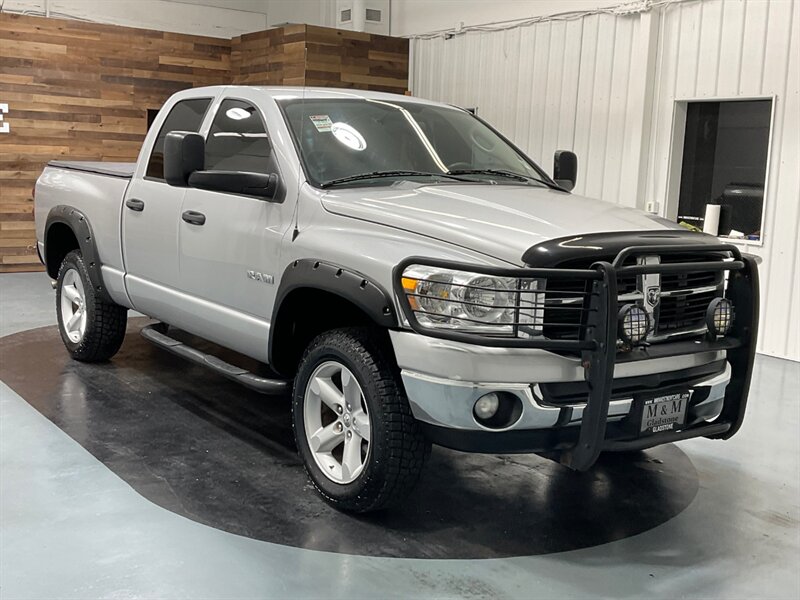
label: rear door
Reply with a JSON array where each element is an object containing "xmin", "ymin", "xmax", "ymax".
[
  {"xmin": 122, "ymin": 96, "xmax": 212, "ymax": 319},
  {"xmin": 176, "ymin": 95, "xmax": 294, "ymax": 361}
]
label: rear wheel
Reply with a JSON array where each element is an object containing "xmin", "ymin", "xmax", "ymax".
[
  {"xmin": 293, "ymin": 327, "xmax": 430, "ymax": 513},
  {"xmin": 56, "ymin": 250, "xmax": 127, "ymax": 362}
]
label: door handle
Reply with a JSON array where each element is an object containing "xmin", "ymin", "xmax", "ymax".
[
  {"xmin": 182, "ymin": 210, "xmax": 206, "ymax": 226},
  {"xmin": 125, "ymin": 198, "xmax": 145, "ymax": 212}
]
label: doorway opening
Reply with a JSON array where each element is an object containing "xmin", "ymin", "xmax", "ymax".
[{"xmin": 669, "ymin": 98, "xmax": 774, "ymax": 243}]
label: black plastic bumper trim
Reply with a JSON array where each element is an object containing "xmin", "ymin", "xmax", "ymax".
[
  {"xmin": 420, "ymin": 420, "xmax": 732, "ymax": 455},
  {"xmin": 420, "ymin": 422, "xmax": 579, "ymax": 454},
  {"xmin": 602, "ymin": 423, "xmax": 731, "ymax": 451}
]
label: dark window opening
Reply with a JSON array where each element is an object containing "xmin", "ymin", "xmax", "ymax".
[
  {"xmin": 146, "ymin": 98, "xmax": 211, "ymax": 181},
  {"xmin": 677, "ymin": 99, "xmax": 771, "ymax": 241},
  {"xmin": 146, "ymin": 108, "xmax": 160, "ymax": 131}
]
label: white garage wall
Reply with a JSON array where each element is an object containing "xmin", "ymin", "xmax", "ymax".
[
  {"xmin": 261, "ymin": 0, "xmax": 337, "ymax": 28},
  {"xmin": 1, "ymin": 0, "xmax": 339, "ymax": 35},
  {"xmin": 410, "ymin": 11, "xmax": 655, "ymax": 207},
  {"xmin": 0, "ymin": 0, "xmax": 268, "ymax": 36},
  {"xmin": 390, "ymin": 0, "xmax": 623, "ymax": 37},
  {"xmin": 410, "ymin": 0, "xmax": 800, "ymax": 361},
  {"xmin": 648, "ymin": 0, "xmax": 800, "ymax": 361}
]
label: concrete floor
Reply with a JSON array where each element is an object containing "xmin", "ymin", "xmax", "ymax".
[{"xmin": 1, "ymin": 271, "xmax": 799, "ymax": 599}]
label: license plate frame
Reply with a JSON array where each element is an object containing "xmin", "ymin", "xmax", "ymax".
[{"xmin": 639, "ymin": 391, "xmax": 691, "ymax": 435}]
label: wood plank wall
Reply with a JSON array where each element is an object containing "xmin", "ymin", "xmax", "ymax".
[
  {"xmin": 230, "ymin": 25, "xmax": 409, "ymax": 94},
  {"xmin": 230, "ymin": 25, "xmax": 306, "ymax": 86},
  {"xmin": 0, "ymin": 13, "xmax": 230, "ymax": 272},
  {"xmin": 304, "ymin": 26, "xmax": 409, "ymax": 94},
  {"xmin": 0, "ymin": 14, "xmax": 409, "ymax": 273}
]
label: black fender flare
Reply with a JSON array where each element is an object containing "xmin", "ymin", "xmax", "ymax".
[
  {"xmin": 44, "ymin": 205, "xmax": 112, "ymax": 303},
  {"xmin": 268, "ymin": 259, "xmax": 397, "ymax": 366}
]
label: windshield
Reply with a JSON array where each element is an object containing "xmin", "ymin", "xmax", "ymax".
[{"xmin": 278, "ymin": 98, "xmax": 553, "ymax": 188}]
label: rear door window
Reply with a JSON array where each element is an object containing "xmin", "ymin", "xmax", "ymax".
[{"xmin": 146, "ymin": 98, "xmax": 211, "ymax": 180}]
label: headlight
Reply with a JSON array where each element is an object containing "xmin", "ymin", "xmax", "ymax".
[{"xmin": 400, "ymin": 265, "xmax": 543, "ymax": 336}]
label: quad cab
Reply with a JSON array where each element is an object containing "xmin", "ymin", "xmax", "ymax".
[{"xmin": 34, "ymin": 86, "xmax": 758, "ymax": 512}]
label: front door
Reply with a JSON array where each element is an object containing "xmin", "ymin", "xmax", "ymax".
[{"xmin": 177, "ymin": 97, "xmax": 291, "ymax": 361}]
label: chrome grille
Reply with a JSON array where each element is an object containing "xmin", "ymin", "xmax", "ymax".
[{"xmin": 543, "ymin": 253, "xmax": 724, "ymax": 342}]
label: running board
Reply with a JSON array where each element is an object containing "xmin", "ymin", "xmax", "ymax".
[{"xmin": 140, "ymin": 323, "xmax": 290, "ymax": 395}]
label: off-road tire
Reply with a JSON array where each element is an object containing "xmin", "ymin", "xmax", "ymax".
[
  {"xmin": 56, "ymin": 250, "xmax": 127, "ymax": 362},
  {"xmin": 293, "ymin": 327, "xmax": 431, "ymax": 513}
]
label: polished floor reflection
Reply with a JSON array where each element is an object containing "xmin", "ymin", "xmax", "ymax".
[{"xmin": 0, "ymin": 320, "xmax": 701, "ymax": 558}]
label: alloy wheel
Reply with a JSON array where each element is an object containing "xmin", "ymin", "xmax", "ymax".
[
  {"xmin": 303, "ymin": 360, "xmax": 371, "ymax": 484},
  {"xmin": 60, "ymin": 268, "xmax": 87, "ymax": 343}
]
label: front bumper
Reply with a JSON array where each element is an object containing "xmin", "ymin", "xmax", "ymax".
[
  {"xmin": 401, "ymin": 361, "xmax": 732, "ymax": 454},
  {"xmin": 398, "ymin": 358, "xmax": 731, "ymax": 432},
  {"xmin": 391, "ymin": 244, "xmax": 759, "ymax": 470}
]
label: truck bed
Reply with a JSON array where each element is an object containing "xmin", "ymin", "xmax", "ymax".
[
  {"xmin": 47, "ymin": 161, "xmax": 135, "ymax": 179},
  {"xmin": 36, "ymin": 161, "xmax": 134, "ymax": 282}
]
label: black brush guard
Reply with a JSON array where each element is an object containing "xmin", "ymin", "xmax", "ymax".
[{"xmin": 393, "ymin": 243, "xmax": 759, "ymax": 471}]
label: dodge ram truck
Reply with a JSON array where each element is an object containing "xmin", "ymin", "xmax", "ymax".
[{"xmin": 34, "ymin": 86, "xmax": 759, "ymax": 512}]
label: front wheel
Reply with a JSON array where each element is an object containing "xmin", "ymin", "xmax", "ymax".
[
  {"xmin": 56, "ymin": 250, "xmax": 127, "ymax": 362},
  {"xmin": 293, "ymin": 327, "xmax": 430, "ymax": 513}
]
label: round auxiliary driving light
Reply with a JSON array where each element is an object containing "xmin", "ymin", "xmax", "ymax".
[
  {"xmin": 706, "ymin": 297, "xmax": 734, "ymax": 336},
  {"xmin": 474, "ymin": 393, "xmax": 500, "ymax": 420},
  {"xmin": 618, "ymin": 304, "xmax": 649, "ymax": 345}
]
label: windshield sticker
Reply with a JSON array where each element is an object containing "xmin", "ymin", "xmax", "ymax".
[
  {"xmin": 309, "ymin": 115, "xmax": 333, "ymax": 132},
  {"xmin": 331, "ymin": 122, "xmax": 367, "ymax": 151}
]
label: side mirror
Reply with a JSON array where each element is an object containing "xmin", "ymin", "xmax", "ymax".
[
  {"xmin": 165, "ymin": 131, "xmax": 205, "ymax": 187},
  {"xmin": 188, "ymin": 170, "xmax": 280, "ymax": 200},
  {"xmin": 553, "ymin": 150, "xmax": 577, "ymax": 191}
]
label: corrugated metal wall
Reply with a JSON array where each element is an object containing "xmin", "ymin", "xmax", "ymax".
[
  {"xmin": 410, "ymin": 0, "xmax": 800, "ymax": 361},
  {"xmin": 411, "ymin": 12, "xmax": 645, "ymax": 206},
  {"xmin": 648, "ymin": 0, "xmax": 799, "ymax": 361}
]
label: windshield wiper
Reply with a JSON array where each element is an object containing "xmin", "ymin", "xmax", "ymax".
[
  {"xmin": 447, "ymin": 168, "xmax": 562, "ymax": 190},
  {"xmin": 320, "ymin": 170, "xmax": 469, "ymax": 188}
]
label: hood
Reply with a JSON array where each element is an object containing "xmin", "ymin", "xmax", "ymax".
[{"xmin": 321, "ymin": 183, "xmax": 681, "ymax": 265}]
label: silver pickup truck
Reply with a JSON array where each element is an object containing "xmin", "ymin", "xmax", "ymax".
[{"xmin": 34, "ymin": 86, "xmax": 759, "ymax": 512}]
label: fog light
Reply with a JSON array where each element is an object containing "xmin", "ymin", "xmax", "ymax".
[
  {"xmin": 474, "ymin": 393, "xmax": 500, "ymax": 420},
  {"xmin": 706, "ymin": 297, "xmax": 734, "ymax": 336},
  {"xmin": 473, "ymin": 392, "xmax": 524, "ymax": 429},
  {"xmin": 618, "ymin": 304, "xmax": 649, "ymax": 345}
]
